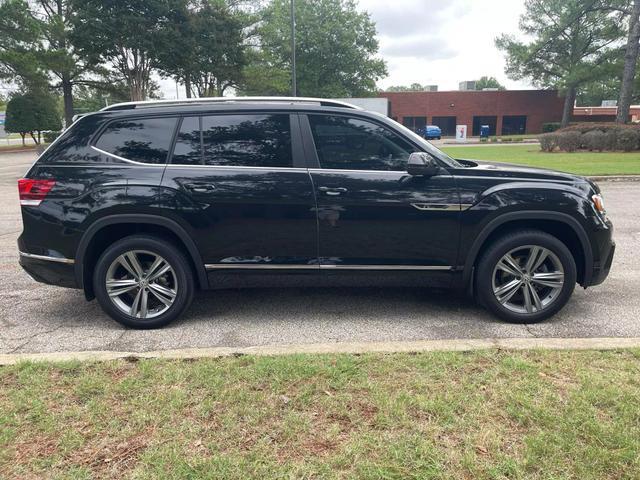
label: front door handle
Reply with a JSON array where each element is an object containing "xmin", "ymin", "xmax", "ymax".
[
  {"xmin": 184, "ymin": 182, "xmax": 216, "ymax": 193},
  {"xmin": 318, "ymin": 186, "xmax": 348, "ymax": 196}
]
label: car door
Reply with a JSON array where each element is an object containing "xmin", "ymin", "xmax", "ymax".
[
  {"xmin": 161, "ymin": 111, "xmax": 319, "ymax": 273},
  {"xmin": 302, "ymin": 113, "xmax": 461, "ymax": 273}
]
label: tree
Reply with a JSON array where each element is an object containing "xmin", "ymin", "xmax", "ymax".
[
  {"xmin": 475, "ymin": 76, "xmax": 506, "ymax": 90},
  {"xmin": 496, "ymin": 0, "xmax": 621, "ymax": 127},
  {"xmin": 5, "ymin": 91, "xmax": 62, "ymax": 144},
  {"xmin": 0, "ymin": 0, "xmax": 102, "ymax": 126},
  {"xmin": 616, "ymin": 0, "xmax": 640, "ymax": 122},
  {"xmin": 155, "ymin": 0, "xmax": 247, "ymax": 98},
  {"xmin": 242, "ymin": 0, "xmax": 387, "ymax": 97},
  {"xmin": 70, "ymin": 0, "xmax": 175, "ymax": 101},
  {"xmin": 385, "ymin": 83, "xmax": 432, "ymax": 92}
]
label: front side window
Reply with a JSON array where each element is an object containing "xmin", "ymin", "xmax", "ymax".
[
  {"xmin": 95, "ymin": 117, "xmax": 177, "ymax": 164},
  {"xmin": 308, "ymin": 115, "xmax": 416, "ymax": 171},
  {"xmin": 201, "ymin": 114, "xmax": 292, "ymax": 167}
]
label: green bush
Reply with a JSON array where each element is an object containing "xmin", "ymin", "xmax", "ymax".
[
  {"xmin": 603, "ymin": 130, "xmax": 618, "ymax": 151},
  {"xmin": 542, "ymin": 122, "xmax": 561, "ymax": 133},
  {"xmin": 511, "ymin": 137, "xmax": 524, "ymax": 142},
  {"xmin": 616, "ymin": 129, "xmax": 640, "ymax": 152},
  {"xmin": 501, "ymin": 137, "xmax": 513, "ymax": 142},
  {"xmin": 559, "ymin": 122, "xmax": 640, "ymax": 135},
  {"xmin": 582, "ymin": 130, "xmax": 605, "ymax": 151},
  {"xmin": 42, "ymin": 131, "xmax": 61, "ymax": 143},
  {"xmin": 489, "ymin": 136, "xmax": 498, "ymax": 143},
  {"xmin": 556, "ymin": 131, "xmax": 581, "ymax": 152},
  {"xmin": 5, "ymin": 91, "xmax": 62, "ymax": 144},
  {"xmin": 539, "ymin": 133, "xmax": 557, "ymax": 152},
  {"xmin": 480, "ymin": 137, "xmax": 488, "ymax": 142}
]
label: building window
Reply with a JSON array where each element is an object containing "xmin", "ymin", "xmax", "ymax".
[
  {"xmin": 431, "ymin": 116, "xmax": 456, "ymax": 137},
  {"xmin": 502, "ymin": 115, "xmax": 527, "ymax": 135},
  {"xmin": 472, "ymin": 116, "xmax": 498, "ymax": 136},
  {"xmin": 402, "ymin": 116, "xmax": 427, "ymax": 133}
]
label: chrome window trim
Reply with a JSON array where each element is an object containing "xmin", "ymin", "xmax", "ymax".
[
  {"xmin": 90, "ymin": 145, "xmax": 165, "ymax": 166},
  {"xmin": 307, "ymin": 167, "xmax": 408, "ymax": 174},
  {"xmin": 19, "ymin": 251, "xmax": 75, "ymax": 264},
  {"xmin": 165, "ymin": 164, "xmax": 307, "ymax": 172},
  {"xmin": 205, "ymin": 263, "xmax": 451, "ymax": 271}
]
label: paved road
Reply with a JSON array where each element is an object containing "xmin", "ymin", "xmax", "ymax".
[{"xmin": 1, "ymin": 152, "xmax": 638, "ymax": 354}]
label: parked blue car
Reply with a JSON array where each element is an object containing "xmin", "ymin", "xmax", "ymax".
[{"xmin": 422, "ymin": 125, "xmax": 441, "ymax": 140}]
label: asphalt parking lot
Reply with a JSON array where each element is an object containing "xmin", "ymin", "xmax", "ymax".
[{"xmin": 1, "ymin": 151, "xmax": 639, "ymax": 355}]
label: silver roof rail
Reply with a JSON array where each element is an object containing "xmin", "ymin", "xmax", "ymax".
[{"xmin": 101, "ymin": 96, "xmax": 362, "ymax": 112}]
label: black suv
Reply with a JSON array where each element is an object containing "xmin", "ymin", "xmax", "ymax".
[{"xmin": 18, "ymin": 97, "xmax": 614, "ymax": 328}]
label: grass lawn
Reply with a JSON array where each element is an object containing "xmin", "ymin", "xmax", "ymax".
[
  {"xmin": 441, "ymin": 144, "xmax": 640, "ymax": 176},
  {"xmin": 1, "ymin": 349, "xmax": 639, "ymax": 479}
]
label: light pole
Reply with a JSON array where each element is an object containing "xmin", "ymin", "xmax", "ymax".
[{"xmin": 290, "ymin": 0, "xmax": 297, "ymax": 97}]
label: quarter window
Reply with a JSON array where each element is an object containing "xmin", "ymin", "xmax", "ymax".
[
  {"xmin": 95, "ymin": 117, "xmax": 177, "ymax": 164},
  {"xmin": 308, "ymin": 115, "xmax": 416, "ymax": 171},
  {"xmin": 201, "ymin": 114, "xmax": 292, "ymax": 167}
]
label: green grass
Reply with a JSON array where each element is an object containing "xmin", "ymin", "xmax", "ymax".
[
  {"xmin": 1, "ymin": 349, "xmax": 639, "ymax": 479},
  {"xmin": 441, "ymin": 144, "xmax": 640, "ymax": 175}
]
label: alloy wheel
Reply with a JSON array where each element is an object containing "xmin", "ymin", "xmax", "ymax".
[
  {"xmin": 105, "ymin": 250, "xmax": 178, "ymax": 319},
  {"xmin": 491, "ymin": 245, "xmax": 564, "ymax": 315}
]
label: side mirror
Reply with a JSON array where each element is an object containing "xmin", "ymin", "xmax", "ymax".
[{"xmin": 407, "ymin": 152, "xmax": 440, "ymax": 177}]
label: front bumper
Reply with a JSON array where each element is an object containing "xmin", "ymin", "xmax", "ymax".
[
  {"xmin": 18, "ymin": 251, "xmax": 79, "ymax": 289},
  {"xmin": 588, "ymin": 240, "xmax": 615, "ymax": 287}
]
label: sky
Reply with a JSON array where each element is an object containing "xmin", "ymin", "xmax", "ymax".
[
  {"xmin": 161, "ymin": 0, "xmax": 533, "ymax": 98},
  {"xmin": 360, "ymin": 0, "xmax": 531, "ymax": 91}
]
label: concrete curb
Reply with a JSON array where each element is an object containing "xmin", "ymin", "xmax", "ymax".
[
  {"xmin": 589, "ymin": 175, "xmax": 640, "ymax": 182},
  {"xmin": 2, "ymin": 337, "xmax": 640, "ymax": 365}
]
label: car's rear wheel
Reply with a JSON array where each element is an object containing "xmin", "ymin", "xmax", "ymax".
[
  {"xmin": 476, "ymin": 230, "xmax": 576, "ymax": 323},
  {"xmin": 93, "ymin": 235, "xmax": 194, "ymax": 328}
]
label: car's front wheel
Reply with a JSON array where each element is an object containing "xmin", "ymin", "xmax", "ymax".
[
  {"xmin": 93, "ymin": 235, "xmax": 194, "ymax": 328},
  {"xmin": 476, "ymin": 230, "xmax": 576, "ymax": 323}
]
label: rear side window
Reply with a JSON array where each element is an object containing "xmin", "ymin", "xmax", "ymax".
[
  {"xmin": 201, "ymin": 114, "xmax": 292, "ymax": 167},
  {"xmin": 308, "ymin": 115, "xmax": 416, "ymax": 171},
  {"xmin": 95, "ymin": 117, "xmax": 177, "ymax": 164},
  {"xmin": 172, "ymin": 117, "xmax": 202, "ymax": 165}
]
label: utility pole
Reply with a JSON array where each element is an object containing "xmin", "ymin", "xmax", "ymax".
[{"xmin": 290, "ymin": 0, "xmax": 297, "ymax": 96}]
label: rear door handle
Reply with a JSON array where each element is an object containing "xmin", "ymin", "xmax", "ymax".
[
  {"xmin": 318, "ymin": 186, "xmax": 348, "ymax": 196},
  {"xmin": 184, "ymin": 182, "xmax": 216, "ymax": 193}
]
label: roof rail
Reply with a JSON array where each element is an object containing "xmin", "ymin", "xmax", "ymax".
[{"xmin": 100, "ymin": 96, "xmax": 362, "ymax": 112}]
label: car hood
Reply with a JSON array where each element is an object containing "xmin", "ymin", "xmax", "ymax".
[{"xmin": 455, "ymin": 158, "xmax": 593, "ymax": 186}]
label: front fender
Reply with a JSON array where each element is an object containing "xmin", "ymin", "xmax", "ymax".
[{"xmin": 457, "ymin": 183, "xmax": 597, "ymax": 287}]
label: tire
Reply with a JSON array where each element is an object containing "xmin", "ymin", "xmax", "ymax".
[
  {"xmin": 93, "ymin": 235, "xmax": 194, "ymax": 329},
  {"xmin": 476, "ymin": 230, "xmax": 577, "ymax": 323}
]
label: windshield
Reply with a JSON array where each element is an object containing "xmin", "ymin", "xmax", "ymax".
[{"xmin": 392, "ymin": 121, "xmax": 465, "ymax": 168}]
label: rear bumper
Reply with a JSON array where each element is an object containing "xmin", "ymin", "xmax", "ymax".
[{"xmin": 18, "ymin": 251, "xmax": 79, "ymax": 289}]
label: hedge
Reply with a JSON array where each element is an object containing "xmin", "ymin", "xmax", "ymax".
[{"xmin": 539, "ymin": 123, "xmax": 640, "ymax": 152}]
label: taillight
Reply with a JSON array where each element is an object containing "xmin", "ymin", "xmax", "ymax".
[{"xmin": 18, "ymin": 178, "xmax": 55, "ymax": 206}]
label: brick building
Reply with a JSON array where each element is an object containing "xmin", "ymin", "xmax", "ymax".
[
  {"xmin": 378, "ymin": 90, "xmax": 566, "ymax": 136},
  {"xmin": 572, "ymin": 105, "xmax": 640, "ymax": 123}
]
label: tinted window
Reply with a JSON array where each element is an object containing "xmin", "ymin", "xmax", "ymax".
[
  {"xmin": 201, "ymin": 114, "xmax": 292, "ymax": 167},
  {"xmin": 172, "ymin": 117, "xmax": 202, "ymax": 165},
  {"xmin": 95, "ymin": 117, "xmax": 176, "ymax": 164},
  {"xmin": 308, "ymin": 115, "xmax": 416, "ymax": 171}
]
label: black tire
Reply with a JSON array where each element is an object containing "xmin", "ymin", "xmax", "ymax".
[
  {"xmin": 476, "ymin": 230, "xmax": 576, "ymax": 323},
  {"xmin": 93, "ymin": 235, "xmax": 194, "ymax": 329}
]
